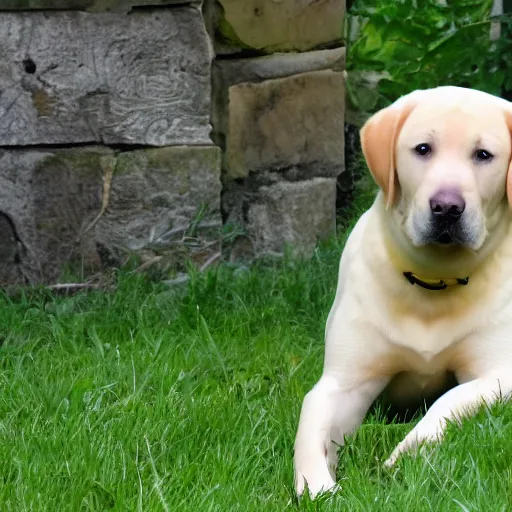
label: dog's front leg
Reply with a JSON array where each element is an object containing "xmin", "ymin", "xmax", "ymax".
[
  {"xmin": 294, "ymin": 374, "xmax": 388, "ymax": 498},
  {"xmin": 384, "ymin": 374, "xmax": 512, "ymax": 467}
]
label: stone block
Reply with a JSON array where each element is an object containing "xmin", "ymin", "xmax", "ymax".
[
  {"xmin": 0, "ymin": 146, "xmax": 221, "ymax": 285},
  {"xmin": 206, "ymin": 0, "xmax": 345, "ymax": 54},
  {"xmin": 0, "ymin": 0, "xmax": 197, "ymax": 10},
  {"xmin": 94, "ymin": 146, "xmax": 222, "ymax": 257},
  {"xmin": 0, "ymin": 9, "xmax": 212, "ymax": 146},
  {"xmin": 245, "ymin": 178, "xmax": 337, "ymax": 257},
  {"xmin": 0, "ymin": 148, "xmax": 106, "ymax": 285},
  {"xmin": 224, "ymin": 70, "xmax": 345, "ymax": 180},
  {"xmin": 213, "ymin": 48, "xmax": 345, "ymax": 88},
  {"xmin": 211, "ymin": 48, "xmax": 345, "ymax": 146}
]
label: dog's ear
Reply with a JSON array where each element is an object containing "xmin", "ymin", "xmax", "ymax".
[
  {"xmin": 360, "ymin": 100, "xmax": 417, "ymax": 208},
  {"xmin": 504, "ymin": 111, "xmax": 512, "ymax": 208}
]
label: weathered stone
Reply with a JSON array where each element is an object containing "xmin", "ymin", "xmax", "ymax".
[
  {"xmin": 0, "ymin": 146, "xmax": 221, "ymax": 285},
  {"xmin": 0, "ymin": 0, "xmax": 197, "ymax": 11},
  {"xmin": 0, "ymin": 213, "xmax": 23, "ymax": 286},
  {"xmin": 205, "ymin": 0, "xmax": 345, "ymax": 54},
  {"xmin": 94, "ymin": 146, "xmax": 222, "ymax": 258},
  {"xmin": 0, "ymin": 9, "xmax": 212, "ymax": 146},
  {"xmin": 245, "ymin": 178, "xmax": 337, "ymax": 257},
  {"xmin": 224, "ymin": 70, "xmax": 345, "ymax": 180},
  {"xmin": 211, "ymin": 48, "xmax": 345, "ymax": 146},
  {"xmin": 214, "ymin": 48, "xmax": 345, "ymax": 87},
  {"xmin": 0, "ymin": 148, "xmax": 106, "ymax": 284}
]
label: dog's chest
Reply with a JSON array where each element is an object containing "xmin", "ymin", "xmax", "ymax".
[
  {"xmin": 391, "ymin": 312, "xmax": 468, "ymax": 353},
  {"xmin": 370, "ymin": 290, "xmax": 493, "ymax": 375},
  {"xmin": 361, "ymin": 273, "xmax": 512, "ymax": 380},
  {"xmin": 387, "ymin": 316, "xmax": 467, "ymax": 369}
]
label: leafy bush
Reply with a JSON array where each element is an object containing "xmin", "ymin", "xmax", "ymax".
[{"xmin": 346, "ymin": 0, "xmax": 512, "ymax": 113}]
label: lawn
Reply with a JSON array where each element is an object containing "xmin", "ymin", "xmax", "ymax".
[{"xmin": 1, "ymin": 183, "xmax": 512, "ymax": 511}]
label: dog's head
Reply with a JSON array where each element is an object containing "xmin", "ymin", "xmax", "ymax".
[{"xmin": 361, "ymin": 86, "xmax": 512, "ymax": 251}]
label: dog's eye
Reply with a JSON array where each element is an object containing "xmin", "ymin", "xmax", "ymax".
[
  {"xmin": 414, "ymin": 143, "xmax": 431, "ymax": 156},
  {"xmin": 474, "ymin": 149, "xmax": 493, "ymax": 161}
]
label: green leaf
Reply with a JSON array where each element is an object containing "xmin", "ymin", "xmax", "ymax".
[{"xmin": 346, "ymin": 0, "xmax": 510, "ymax": 108}]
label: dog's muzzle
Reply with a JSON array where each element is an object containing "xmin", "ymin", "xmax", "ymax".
[{"xmin": 428, "ymin": 189, "xmax": 467, "ymax": 245}]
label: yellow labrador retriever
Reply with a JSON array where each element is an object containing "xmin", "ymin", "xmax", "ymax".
[{"xmin": 294, "ymin": 86, "xmax": 512, "ymax": 497}]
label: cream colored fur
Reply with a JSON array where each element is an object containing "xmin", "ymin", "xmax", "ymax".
[{"xmin": 294, "ymin": 86, "xmax": 512, "ymax": 498}]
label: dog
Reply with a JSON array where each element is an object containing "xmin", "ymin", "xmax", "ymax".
[{"xmin": 294, "ymin": 86, "xmax": 512, "ymax": 497}]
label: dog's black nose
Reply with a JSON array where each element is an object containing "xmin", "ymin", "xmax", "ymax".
[{"xmin": 429, "ymin": 190, "xmax": 465, "ymax": 219}]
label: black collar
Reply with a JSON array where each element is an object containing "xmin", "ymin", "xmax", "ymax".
[{"xmin": 403, "ymin": 272, "xmax": 469, "ymax": 291}]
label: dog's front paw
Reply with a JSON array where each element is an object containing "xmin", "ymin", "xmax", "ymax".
[
  {"xmin": 384, "ymin": 421, "xmax": 445, "ymax": 467},
  {"xmin": 294, "ymin": 464, "xmax": 337, "ymax": 498}
]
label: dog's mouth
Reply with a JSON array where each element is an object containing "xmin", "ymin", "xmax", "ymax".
[
  {"xmin": 423, "ymin": 222, "xmax": 468, "ymax": 247},
  {"xmin": 409, "ymin": 210, "xmax": 482, "ymax": 250},
  {"xmin": 435, "ymin": 232, "xmax": 454, "ymax": 245}
]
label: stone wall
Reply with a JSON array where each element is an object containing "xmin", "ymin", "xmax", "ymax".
[{"xmin": 0, "ymin": 0, "xmax": 346, "ymax": 285}]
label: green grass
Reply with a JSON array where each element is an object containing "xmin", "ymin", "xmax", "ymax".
[{"xmin": 1, "ymin": 178, "xmax": 511, "ymax": 510}]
